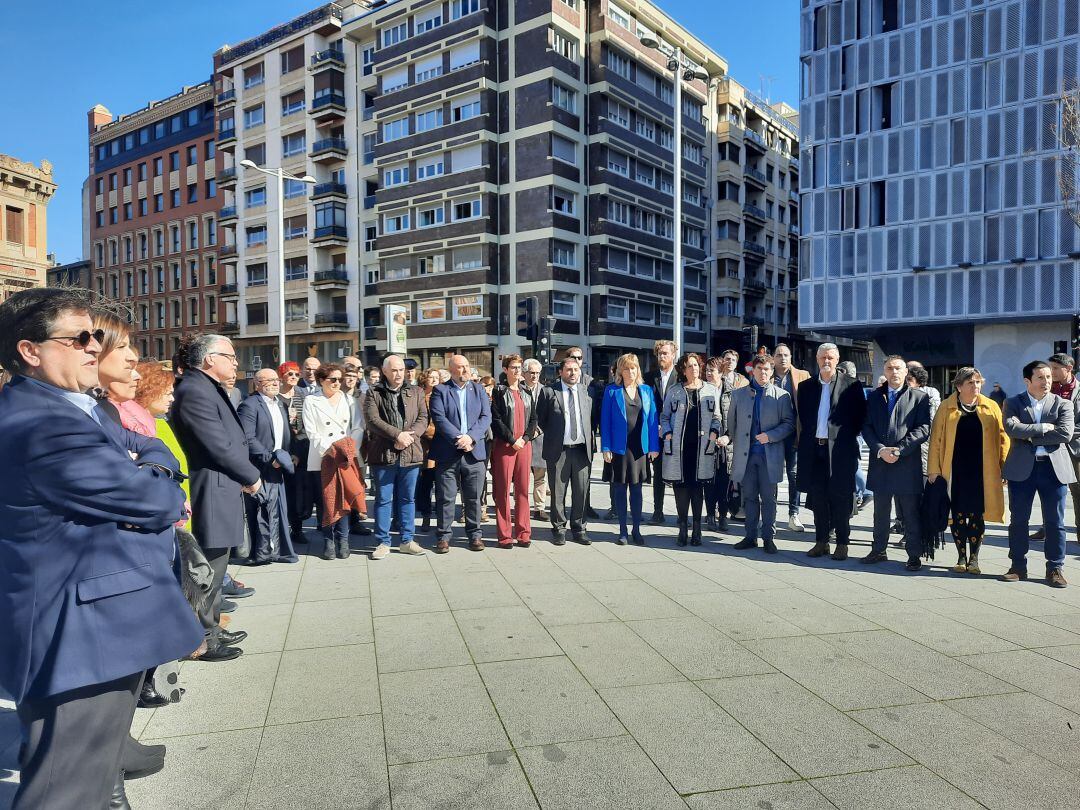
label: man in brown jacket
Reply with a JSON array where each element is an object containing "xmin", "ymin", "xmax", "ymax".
[{"xmin": 363, "ymin": 354, "xmax": 429, "ymax": 559}]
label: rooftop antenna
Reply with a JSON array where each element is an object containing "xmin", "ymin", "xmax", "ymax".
[{"xmin": 759, "ymin": 74, "xmax": 776, "ymax": 102}]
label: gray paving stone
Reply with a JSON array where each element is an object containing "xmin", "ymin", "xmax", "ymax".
[
  {"xmin": 740, "ymin": 588, "xmax": 882, "ymax": 634},
  {"xmin": 228, "ymin": 569, "xmax": 302, "ymax": 605},
  {"xmin": 682, "ymin": 555, "xmax": 792, "ymax": 591},
  {"xmin": 684, "ymin": 781, "xmax": 835, "ymax": 809},
  {"xmin": 947, "ymin": 691, "xmax": 1080, "ymax": 772},
  {"xmin": 698, "ymin": 673, "xmax": 913, "ymax": 778},
  {"xmin": 514, "ymin": 581, "xmax": 619, "ymax": 627},
  {"xmin": 847, "ymin": 601, "xmax": 1020, "ymax": 656},
  {"xmin": 852, "ymin": 701, "xmax": 1078, "ymax": 810},
  {"xmin": 436, "ymin": 571, "xmax": 525, "ymax": 610},
  {"xmin": 811, "ymin": 765, "xmax": 983, "ymax": 809},
  {"xmin": 601, "ymin": 681, "xmax": 797, "ymax": 793},
  {"xmin": 1033, "ymin": 643, "xmax": 1080, "ymax": 668},
  {"xmin": 627, "ymin": 616, "xmax": 776, "ymax": 680},
  {"xmin": 389, "ymin": 751, "xmax": 538, "ymax": 810},
  {"xmin": 489, "ymin": 554, "xmax": 573, "ymax": 587},
  {"xmin": 370, "ymin": 574, "xmax": 449, "ymax": 617},
  {"xmin": 592, "ymin": 543, "xmax": 674, "ymax": 565},
  {"xmin": 373, "ymin": 611, "xmax": 470, "ymax": 674},
  {"xmin": 1037, "ymin": 612, "xmax": 1080, "ymax": 633},
  {"xmin": 296, "ymin": 565, "xmax": 370, "ymax": 602},
  {"xmin": 620, "ymin": 561, "xmax": 728, "ymax": 596},
  {"xmin": 140, "ymin": 652, "xmax": 279, "ymax": 738},
  {"xmin": 518, "ymin": 735, "xmax": 686, "ymax": 809},
  {"xmin": 380, "ymin": 664, "xmax": 509, "ymax": 766},
  {"xmin": 266, "ymin": 643, "xmax": 379, "ymax": 725},
  {"xmin": 548, "ymin": 622, "xmax": 685, "ymax": 688},
  {"xmin": 552, "ymin": 550, "xmax": 637, "ymax": 583},
  {"xmin": 960, "ymin": 649, "xmax": 1080, "ymax": 713},
  {"xmin": 284, "ymin": 597, "xmax": 373, "ymax": 649},
  {"xmin": 673, "ymin": 591, "xmax": 808, "ymax": 640},
  {"xmin": 126, "ymin": 728, "xmax": 262, "ymax": 810},
  {"xmin": 743, "ymin": 635, "xmax": 927, "ymax": 711},
  {"xmin": 931, "ymin": 576, "xmax": 1080, "ymax": 617},
  {"xmin": 226, "ymin": 601, "xmax": 292, "ymax": 654},
  {"xmin": 821, "ymin": 629, "xmax": 1018, "ymax": 700},
  {"xmin": 764, "ymin": 566, "xmax": 899, "ymax": 606},
  {"xmin": 246, "ymin": 715, "xmax": 390, "ymax": 809},
  {"xmin": 580, "ymin": 578, "xmax": 692, "ymax": 620},
  {"xmin": 477, "ymin": 656, "xmax": 623, "ymax": 747},
  {"xmin": 831, "ymin": 568, "xmax": 960, "ymax": 602},
  {"xmin": 454, "ymin": 605, "xmax": 562, "ymax": 663},
  {"xmin": 918, "ymin": 597, "xmax": 1080, "ymax": 648}
]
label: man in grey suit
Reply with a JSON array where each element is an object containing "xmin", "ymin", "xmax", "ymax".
[
  {"xmin": 722, "ymin": 356, "xmax": 795, "ymax": 554},
  {"xmin": 535, "ymin": 356, "xmax": 595, "ymax": 545},
  {"xmin": 860, "ymin": 355, "xmax": 931, "ymax": 570},
  {"xmin": 1002, "ymin": 360, "xmax": 1076, "ymax": 588}
]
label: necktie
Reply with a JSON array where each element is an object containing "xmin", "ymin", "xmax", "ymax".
[
  {"xmin": 888, "ymin": 389, "xmax": 898, "ymax": 415},
  {"xmin": 567, "ymin": 385, "xmax": 579, "ymax": 442}
]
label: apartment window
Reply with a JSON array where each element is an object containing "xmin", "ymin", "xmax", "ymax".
[
  {"xmin": 170, "ymin": 226, "xmax": 181, "ymax": 252},
  {"xmin": 188, "ymin": 297, "xmax": 199, "ymax": 326},
  {"xmin": 366, "ymin": 264, "xmax": 380, "ymax": 284},
  {"xmin": 383, "ymin": 66, "xmax": 409, "ymax": 93},
  {"xmin": 384, "ymin": 212, "xmax": 410, "ymax": 233},
  {"xmin": 205, "ymin": 179, "xmax": 216, "ymax": 199},
  {"xmin": 168, "ymin": 189, "xmax": 180, "ymax": 208},
  {"xmin": 109, "ymin": 173, "xmax": 117, "ymax": 191},
  {"xmin": 243, "ymin": 105, "xmax": 264, "ymax": 129},
  {"xmin": 607, "ymin": 149, "xmax": 629, "ymax": 176},
  {"xmin": 153, "ymin": 194, "xmax": 163, "ymax": 213},
  {"xmin": 606, "ymin": 48, "xmax": 631, "ymax": 79},
  {"xmin": 607, "ymin": 296, "xmax": 629, "ymax": 321},
  {"xmin": 283, "ymin": 215, "xmax": 307, "ymax": 240},
  {"xmin": 155, "ymin": 266, "xmax": 165, "ymax": 292},
  {"xmin": 205, "ymin": 139, "xmax": 215, "ymax": 160},
  {"xmin": 384, "ymin": 256, "xmax": 411, "ymax": 280},
  {"xmin": 246, "ymin": 225, "xmax": 268, "ymax": 247},
  {"xmin": 382, "ymin": 22, "xmax": 407, "ymax": 47},
  {"xmin": 553, "ymin": 83, "xmax": 576, "ymax": 113},
  {"xmin": 245, "ymin": 187, "xmax": 266, "ymax": 208},
  {"xmin": 635, "ymin": 115, "xmax": 655, "ymax": 140},
  {"xmin": 155, "ymin": 302, "xmax": 165, "ymax": 328},
  {"xmin": 244, "ymin": 63, "xmax": 264, "ymax": 88},
  {"xmin": 188, "ymin": 260, "xmax": 199, "ymax": 288},
  {"xmin": 449, "ymin": 41, "xmax": 480, "ymax": 70},
  {"xmin": 138, "ymin": 233, "xmax": 148, "ymax": 259},
  {"xmin": 558, "ymin": 0, "xmax": 577, "ymax": 7},
  {"xmin": 247, "ymin": 263, "xmax": 268, "ymax": 286},
  {"xmin": 417, "ymin": 156, "xmax": 444, "ymax": 179},
  {"xmin": 122, "ymin": 168, "xmax": 132, "ymax": 186},
  {"xmin": 552, "ymin": 134, "xmax": 576, "ymax": 164},
  {"xmin": 153, "ymin": 157, "xmax": 162, "ymax": 176},
  {"xmin": 206, "ymin": 257, "xmax": 217, "ymax": 285},
  {"xmin": 169, "ymin": 152, "xmax": 180, "ymax": 171},
  {"xmin": 552, "ymin": 291, "xmax": 577, "ymax": 318},
  {"xmin": 418, "ymin": 298, "xmax": 446, "ymax": 321},
  {"xmin": 205, "ymin": 294, "xmax": 216, "ymax": 324},
  {"xmin": 450, "ymin": 0, "xmax": 479, "ymax": 20},
  {"xmin": 123, "ymin": 202, "xmax": 133, "ymax": 221},
  {"xmin": 315, "ymin": 202, "xmax": 346, "ymax": 231},
  {"xmin": 419, "ymin": 255, "xmax": 445, "ymax": 275},
  {"xmin": 384, "ymin": 164, "xmax": 410, "ymax": 187},
  {"xmin": 282, "ymin": 90, "xmax": 305, "ymax": 116},
  {"xmin": 382, "ymin": 116, "xmax": 409, "ymax": 141},
  {"xmin": 552, "ymin": 240, "xmax": 576, "ymax": 268},
  {"xmin": 109, "ymin": 207, "xmax": 118, "ymax": 225},
  {"xmin": 608, "ymin": 100, "xmax": 630, "ymax": 128},
  {"xmin": 283, "ymin": 178, "xmax": 306, "ymax": 199},
  {"xmin": 453, "ymin": 199, "xmax": 482, "ymax": 221},
  {"xmin": 361, "ymin": 43, "xmax": 375, "ymax": 75},
  {"xmin": 416, "ymin": 107, "xmax": 444, "ymax": 132},
  {"xmin": 124, "ymin": 272, "xmax": 133, "ymax": 297},
  {"xmin": 414, "ymin": 55, "xmax": 442, "ymax": 83},
  {"xmin": 453, "ymin": 245, "xmax": 483, "ymax": 271},
  {"xmin": 415, "ymin": 6, "xmax": 442, "ymax": 32},
  {"xmin": 636, "ymin": 163, "xmax": 655, "ymax": 187},
  {"xmin": 139, "ymin": 268, "xmax": 148, "ymax": 294},
  {"xmin": 171, "ymin": 263, "xmax": 182, "ymax": 290},
  {"xmin": 186, "ymin": 145, "xmax": 197, "ymax": 166},
  {"xmin": 187, "ymin": 221, "xmax": 198, "ymax": 249},
  {"xmin": 280, "ymin": 45, "xmax": 304, "ymax": 75},
  {"xmin": 282, "ymin": 132, "xmax": 306, "ymax": 157},
  {"xmin": 418, "ymin": 205, "xmax": 445, "ymax": 228},
  {"xmin": 284, "ymin": 256, "xmax": 308, "ymax": 280},
  {"xmin": 285, "ymin": 298, "xmax": 308, "ymax": 322},
  {"xmin": 552, "ymin": 188, "xmax": 576, "ymax": 215},
  {"xmin": 244, "ymin": 143, "xmax": 266, "ymax": 167},
  {"xmin": 138, "ymin": 198, "xmax": 148, "ymax": 216},
  {"xmin": 95, "ymin": 211, "xmax": 104, "ymax": 227},
  {"xmin": 247, "ymin": 302, "xmax": 268, "ymax": 325},
  {"xmin": 451, "ymin": 144, "xmax": 481, "ymax": 172},
  {"xmin": 187, "ymin": 184, "xmax": 198, "ymax": 204},
  {"xmin": 552, "ymin": 29, "xmax": 577, "ymax": 60}
]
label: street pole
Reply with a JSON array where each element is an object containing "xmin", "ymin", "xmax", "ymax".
[
  {"xmin": 672, "ymin": 46, "xmax": 684, "ymax": 354},
  {"xmin": 275, "ymin": 167, "xmax": 286, "ymax": 366}
]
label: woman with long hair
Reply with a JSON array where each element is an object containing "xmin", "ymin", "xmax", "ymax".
[{"xmin": 92, "ymin": 309, "xmax": 140, "ymax": 425}]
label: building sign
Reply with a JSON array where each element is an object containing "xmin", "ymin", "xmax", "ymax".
[{"xmin": 387, "ymin": 303, "xmax": 408, "ymax": 354}]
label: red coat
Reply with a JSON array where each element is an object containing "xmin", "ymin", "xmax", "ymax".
[{"xmin": 320, "ymin": 437, "xmax": 366, "ymax": 526}]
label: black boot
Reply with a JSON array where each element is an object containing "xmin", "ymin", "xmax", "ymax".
[
  {"xmin": 121, "ymin": 735, "xmax": 165, "ymax": 779},
  {"xmin": 109, "ymin": 771, "xmax": 131, "ymax": 810},
  {"xmin": 717, "ymin": 515, "xmax": 729, "ymax": 532},
  {"xmin": 322, "ymin": 536, "xmax": 336, "ymax": 560},
  {"xmin": 631, "ymin": 527, "xmax": 645, "ymax": 546},
  {"xmin": 337, "ymin": 534, "xmax": 351, "ymax": 559},
  {"xmin": 677, "ymin": 522, "xmax": 688, "ymax": 546},
  {"xmin": 691, "ymin": 519, "xmax": 703, "ymax": 546},
  {"xmin": 137, "ymin": 679, "xmax": 170, "ymax": 709}
]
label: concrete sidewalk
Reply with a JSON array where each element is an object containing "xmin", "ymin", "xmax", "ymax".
[{"xmin": 4, "ymin": 472, "xmax": 1080, "ymax": 809}]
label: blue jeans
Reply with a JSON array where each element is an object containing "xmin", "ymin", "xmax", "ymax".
[
  {"xmin": 374, "ymin": 463, "xmax": 420, "ymax": 547},
  {"xmin": 323, "ymin": 515, "xmax": 349, "ymax": 543},
  {"xmin": 783, "ymin": 436, "xmax": 801, "ymax": 515},
  {"xmin": 612, "ymin": 482, "xmax": 643, "ymax": 535},
  {"xmin": 741, "ymin": 454, "xmax": 778, "ymax": 542},
  {"xmin": 1008, "ymin": 459, "xmax": 1068, "ymax": 573}
]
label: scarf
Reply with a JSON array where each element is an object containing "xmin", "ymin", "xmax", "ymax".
[
  {"xmin": 1052, "ymin": 377, "xmax": 1076, "ymax": 401},
  {"xmin": 117, "ymin": 399, "xmax": 158, "ymax": 437}
]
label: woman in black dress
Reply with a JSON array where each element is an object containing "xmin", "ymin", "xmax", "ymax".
[{"xmin": 601, "ymin": 353, "xmax": 660, "ymax": 545}]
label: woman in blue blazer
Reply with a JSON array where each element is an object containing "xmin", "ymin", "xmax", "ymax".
[{"xmin": 601, "ymin": 353, "xmax": 659, "ymax": 545}]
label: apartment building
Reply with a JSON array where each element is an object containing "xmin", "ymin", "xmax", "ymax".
[
  {"xmin": 87, "ymin": 85, "xmax": 221, "ymax": 361},
  {"xmin": 799, "ymin": 0, "xmax": 1080, "ymax": 384},
  {"xmin": 0, "ymin": 154, "xmax": 56, "ymax": 299},
  {"xmin": 48, "ymin": 258, "xmax": 93, "ymax": 290}
]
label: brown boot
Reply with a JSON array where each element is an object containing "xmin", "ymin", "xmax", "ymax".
[
  {"xmin": 831, "ymin": 544, "xmax": 848, "ymax": 561},
  {"xmin": 807, "ymin": 541, "xmax": 831, "ymax": 558},
  {"xmin": 965, "ymin": 540, "xmax": 982, "ymax": 575}
]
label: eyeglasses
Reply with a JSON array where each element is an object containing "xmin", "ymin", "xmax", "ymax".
[
  {"xmin": 209, "ymin": 351, "xmax": 238, "ymax": 364},
  {"xmin": 284, "ymin": 371, "xmax": 300, "ymax": 377},
  {"xmin": 41, "ymin": 329, "xmax": 105, "ymax": 349},
  {"xmin": 326, "ymin": 376, "xmax": 342, "ymax": 383},
  {"xmin": 568, "ymin": 355, "xmax": 583, "ymax": 361},
  {"xmin": 508, "ymin": 365, "xmax": 523, "ymax": 371}
]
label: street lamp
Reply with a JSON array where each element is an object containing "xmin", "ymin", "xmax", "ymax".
[
  {"xmin": 239, "ymin": 159, "xmax": 315, "ymax": 365},
  {"xmin": 640, "ymin": 34, "xmax": 710, "ymax": 353}
]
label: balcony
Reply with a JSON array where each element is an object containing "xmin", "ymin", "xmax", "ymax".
[
  {"xmin": 310, "ymin": 137, "xmax": 348, "ymax": 162},
  {"xmin": 790, "ymin": 189, "xmax": 799, "ymax": 204},
  {"xmin": 312, "ymin": 268, "xmax": 349, "ymax": 288},
  {"xmin": 743, "ymin": 240, "xmax": 766, "ymax": 261},
  {"xmin": 216, "ymin": 89, "xmax": 235, "ymax": 107},
  {"xmin": 363, "ymin": 194, "xmax": 376, "ymax": 210},
  {"xmin": 220, "ymin": 205, "xmax": 238, "ymax": 223},
  {"xmin": 219, "ymin": 282, "xmax": 239, "ymax": 296},
  {"xmin": 311, "ymin": 181, "xmax": 347, "ymax": 200},
  {"xmin": 744, "ymin": 315, "xmax": 766, "ymax": 327},
  {"xmin": 221, "ymin": 321, "xmax": 239, "ymax": 335},
  {"xmin": 742, "ymin": 204, "xmax": 767, "ymax": 223},
  {"xmin": 789, "ymin": 156, "xmax": 800, "ymax": 171},
  {"xmin": 314, "ymin": 312, "xmax": 349, "ymax": 328},
  {"xmin": 744, "ymin": 128, "xmax": 767, "ymax": 153},
  {"xmin": 218, "ymin": 167, "xmax": 237, "ymax": 186},
  {"xmin": 311, "ymin": 48, "xmax": 345, "ymax": 70},
  {"xmin": 220, "ymin": 244, "xmax": 238, "ymax": 260},
  {"xmin": 789, "ymin": 224, "xmax": 800, "ymax": 236},
  {"xmin": 217, "ymin": 128, "xmax": 237, "ymax": 149},
  {"xmin": 312, "ymin": 224, "xmax": 348, "ymax": 245},
  {"xmin": 744, "ymin": 280, "xmax": 767, "ymax": 297},
  {"xmin": 744, "ymin": 166, "xmax": 768, "ymax": 189},
  {"xmin": 310, "ymin": 92, "xmax": 346, "ymax": 120}
]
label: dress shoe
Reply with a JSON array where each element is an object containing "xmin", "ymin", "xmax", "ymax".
[
  {"xmin": 890, "ymin": 519, "xmax": 904, "ymax": 535},
  {"xmin": 905, "ymin": 559, "xmax": 923, "ymax": 571},
  {"xmin": 860, "ymin": 551, "xmax": 888, "ymax": 565},
  {"xmin": 218, "ymin": 629, "xmax": 248, "ymax": 646},
  {"xmin": 498, "ymin": 540, "xmax": 515, "ymax": 549},
  {"xmin": 732, "ymin": 537, "xmax": 758, "ymax": 550},
  {"xmin": 831, "ymin": 544, "xmax": 848, "ymax": 561},
  {"xmin": 220, "ymin": 599, "xmax": 237, "ymax": 614},
  {"xmin": 631, "ymin": 528, "xmax": 645, "ymax": 546},
  {"xmin": 191, "ymin": 641, "xmax": 243, "ymax": 662},
  {"xmin": 222, "ymin": 581, "xmax": 255, "ymax": 598},
  {"xmin": 321, "ymin": 541, "xmax": 336, "ymax": 561},
  {"xmin": 1000, "ymin": 569, "xmax": 1028, "ymax": 582},
  {"xmin": 435, "ymin": 539, "xmax": 450, "ymax": 554},
  {"xmin": 1047, "ymin": 568, "xmax": 1068, "ymax": 588},
  {"xmin": 649, "ymin": 513, "xmax": 666, "ymax": 526},
  {"xmin": 585, "ymin": 506, "xmax": 600, "ymax": 519},
  {"xmin": 468, "ymin": 537, "xmax": 485, "ymax": 551},
  {"xmin": 788, "ymin": 514, "xmax": 805, "ymax": 532},
  {"xmin": 690, "ymin": 519, "xmax": 703, "ymax": 546},
  {"xmin": 1030, "ymin": 528, "xmax": 1045, "ymax": 541},
  {"xmin": 350, "ymin": 523, "xmax": 373, "ymax": 535},
  {"xmin": 763, "ymin": 539, "xmax": 779, "ymax": 554},
  {"xmin": 806, "ymin": 541, "xmax": 831, "ymax": 558},
  {"xmin": 717, "ymin": 516, "xmax": 729, "ymax": 532},
  {"xmin": 573, "ymin": 534, "xmax": 592, "ymax": 545},
  {"xmin": 676, "ymin": 524, "xmax": 688, "ymax": 546},
  {"xmin": 551, "ymin": 531, "xmax": 566, "ymax": 546},
  {"xmin": 122, "ymin": 736, "xmax": 166, "ymax": 779},
  {"xmin": 109, "ymin": 770, "xmax": 131, "ymax": 810},
  {"xmin": 276, "ymin": 555, "xmax": 300, "ymax": 564},
  {"xmin": 137, "ymin": 680, "xmax": 171, "ymax": 709}
]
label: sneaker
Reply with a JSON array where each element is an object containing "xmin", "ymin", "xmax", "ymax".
[
  {"xmin": 399, "ymin": 541, "xmax": 426, "ymax": 556},
  {"xmin": 371, "ymin": 544, "xmax": 390, "ymax": 561},
  {"xmin": 788, "ymin": 514, "xmax": 805, "ymax": 532}
]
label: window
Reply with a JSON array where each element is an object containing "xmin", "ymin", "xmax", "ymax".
[
  {"xmin": 284, "ymin": 215, "xmax": 307, "ymax": 240},
  {"xmin": 418, "ymin": 205, "xmax": 445, "ymax": 228},
  {"xmin": 384, "ymin": 256, "xmax": 411, "ymax": 280},
  {"xmin": 138, "ymin": 268, "xmax": 148, "ymax": 293},
  {"xmin": 188, "ymin": 297, "xmax": 199, "ymax": 326},
  {"xmin": 450, "ymin": 0, "xmax": 479, "ymax": 20},
  {"xmin": 243, "ymin": 63, "xmax": 264, "ymax": 88},
  {"xmin": 451, "ymin": 95, "xmax": 481, "ymax": 122},
  {"xmin": 205, "ymin": 139, "xmax": 215, "ymax": 160},
  {"xmin": 382, "ymin": 22, "xmax": 407, "ymax": 47},
  {"xmin": 552, "ymin": 291, "xmax": 577, "ymax": 317},
  {"xmin": 284, "ymin": 256, "xmax": 308, "ymax": 280},
  {"xmin": 453, "ymin": 245, "xmax": 483, "ymax": 271},
  {"xmin": 449, "ymin": 41, "xmax": 480, "ymax": 70},
  {"xmin": 418, "ymin": 254, "xmax": 445, "ymax": 275},
  {"xmin": 635, "ymin": 163, "xmax": 655, "ymax": 187},
  {"xmin": 109, "ymin": 207, "xmax": 118, "ymax": 225},
  {"xmin": 384, "ymin": 164, "xmax": 410, "ymax": 187},
  {"xmin": 414, "ymin": 55, "xmax": 443, "ymax": 83},
  {"xmin": 243, "ymin": 105, "xmax": 264, "ymax": 129},
  {"xmin": 246, "ymin": 263, "xmax": 268, "ymax": 286},
  {"xmin": 123, "ymin": 168, "xmax": 132, "ymax": 186},
  {"xmin": 608, "ymin": 3, "xmax": 631, "ymax": 28},
  {"xmin": 205, "ymin": 179, "xmax": 216, "ymax": 199},
  {"xmin": 188, "ymin": 221, "xmax": 198, "ymax": 249},
  {"xmin": 608, "ymin": 200, "xmax": 630, "ymax": 225},
  {"xmin": 382, "ymin": 116, "xmax": 409, "ymax": 142},
  {"xmin": 451, "ymin": 144, "xmax": 481, "ymax": 172},
  {"xmin": 247, "ymin": 302, "xmax": 268, "ymax": 325},
  {"xmin": 282, "ymin": 132, "xmax": 306, "ymax": 157},
  {"xmin": 170, "ymin": 226, "xmax": 181, "ymax": 252},
  {"xmin": 187, "ymin": 184, "xmax": 198, "ymax": 204},
  {"xmin": 282, "ymin": 90, "xmax": 305, "ymax": 116},
  {"xmin": 285, "ymin": 298, "xmax": 308, "ymax": 322},
  {"xmin": 608, "ymin": 100, "xmax": 630, "ymax": 128},
  {"xmin": 606, "ymin": 48, "xmax": 631, "ymax": 79},
  {"xmin": 635, "ymin": 115, "xmax": 655, "ymax": 140},
  {"xmin": 124, "ymin": 272, "xmax": 133, "ymax": 297},
  {"xmin": 205, "ymin": 294, "xmax": 216, "ymax": 324},
  {"xmin": 607, "ymin": 149, "xmax": 629, "ymax": 176},
  {"xmin": 153, "ymin": 157, "xmax": 163, "ymax": 176},
  {"xmin": 186, "ymin": 145, "xmax": 198, "ymax": 166},
  {"xmin": 246, "ymin": 225, "xmax": 268, "ymax": 247},
  {"xmin": 453, "ymin": 198, "xmax": 481, "ymax": 221},
  {"xmin": 315, "ymin": 202, "xmax": 346, "ymax": 230},
  {"xmin": 552, "ymin": 134, "xmax": 576, "ymax": 164},
  {"xmin": 415, "ymin": 106, "xmax": 444, "ymax": 132},
  {"xmin": 607, "ymin": 296, "xmax": 629, "ymax": 321},
  {"xmin": 280, "ymin": 45, "xmax": 304, "ymax": 74},
  {"xmin": 384, "ymin": 212, "xmax": 410, "ymax": 233},
  {"xmin": 383, "ymin": 66, "xmax": 409, "ymax": 93},
  {"xmin": 552, "ymin": 240, "xmax": 576, "ymax": 268},
  {"xmin": 415, "ymin": 6, "xmax": 442, "ymax": 32},
  {"xmin": 169, "ymin": 189, "xmax": 181, "ymax": 208},
  {"xmin": 155, "ymin": 265, "xmax": 165, "ymax": 292},
  {"xmin": 171, "ymin": 262, "xmax": 182, "ymax": 290},
  {"xmin": 188, "ymin": 260, "xmax": 199, "ymax": 288},
  {"xmin": 283, "ymin": 178, "xmax": 307, "ymax": 199},
  {"xmin": 123, "ymin": 202, "xmax": 133, "ymax": 221},
  {"xmin": 552, "ymin": 29, "xmax": 577, "ymax": 60},
  {"xmin": 155, "ymin": 302, "xmax": 165, "ymax": 328},
  {"xmin": 206, "ymin": 257, "xmax": 216, "ymax": 285},
  {"xmin": 154, "ymin": 194, "xmax": 163, "ymax": 213},
  {"xmin": 418, "ymin": 298, "xmax": 446, "ymax": 321},
  {"xmin": 552, "ymin": 188, "xmax": 576, "ymax": 215},
  {"xmin": 553, "ymin": 83, "xmax": 576, "ymax": 113},
  {"xmin": 169, "ymin": 152, "xmax": 180, "ymax": 171},
  {"xmin": 416, "ymin": 155, "xmax": 445, "ymax": 179}
]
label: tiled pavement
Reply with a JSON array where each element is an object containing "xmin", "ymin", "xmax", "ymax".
[{"xmin": 3, "ymin": 469, "xmax": 1080, "ymax": 809}]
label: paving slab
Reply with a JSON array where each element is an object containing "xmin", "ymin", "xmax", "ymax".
[
  {"xmin": 454, "ymin": 605, "xmax": 562, "ymax": 663},
  {"xmin": 436, "ymin": 571, "xmax": 525, "ymax": 610},
  {"xmin": 266, "ymin": 643, "xmax": 379, "ymax": 725},
  {"xmin": 740, "ymin": 589, "xmax": 882, "ymax": 634},
  {"xmin": 918, "ymin": 597, "xmax": 1080, "ymax": 648},
  {"xmin": 226, "ymin": 602, "xmax": 293, "ymax": 654},
  {"xmin": 627, "ymin": 616, "xmax": 776, "ymax": 680},
  {"xmin": 514, "ymin": 581, "xmax": 619, "ymax": 627},
  {"xmin": 369, "ymin": 573, "xmax": 449, "ymax": 617},
  {"xmin": 847, "ymin": 601, "xmax": 1020, "ymax": 656},
  {"xmin": 1031, "ymin": 643, "xmax": 1080, "ymax": 668},
  {"xmin": 684, "ymin": 780, "xmax": 834, "ymax": 809},
  {"xmin": 283, "ymin": 597, "xmax": 373, "ymax": 649},
  {"xmin": 228, "ymin": 568, "xmax": 303, "ymax": 605},
  {"xmin": 959, "ymin": 649, "xmax": 1080, "ymax": 713},
  {"xmin": 580, "ymin": 578, "xmax": 692, "ymax": 621},
  {"xmin": 373, "ymin": 610, "xmax": 470, "ymax": 674},
  {"xmin": 548, "ymin": 622, "xmax": 685, "ymax": 688},
  {"xmin": 811, "ymin": 765, "xmax": 983, "ymax": 809},
  {"xmin": 296, "ymin": 565, "xmax": 370, "ymax": 602},
  {"xmin": 620, "ymin": 561, "xmax": 728, "ymax": 596},
  {"xmin": 389, "ymin": 751, "xmax": 538, "ymax": 810},
  {"xmin": 673, "ymin": 591, "xmax": 808, "ymax": 640}
]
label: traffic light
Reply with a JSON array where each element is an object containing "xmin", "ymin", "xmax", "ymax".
[
  {"xmin": 516, "ymin": 295, "xmax": 538, "ymax": 351},
  {"xmin": 741, "ymin": 324, "xmax": 759, "ymax": 356},
  {"xmin": 537, "ymin": 314, "xmax": 557, "ymax": 363}
]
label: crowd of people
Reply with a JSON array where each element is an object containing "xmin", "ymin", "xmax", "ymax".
[{"xmin": 1, "ymin": 285, "xmax": 1078, "ymax": 809}]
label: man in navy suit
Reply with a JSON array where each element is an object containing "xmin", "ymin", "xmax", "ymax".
[
  {"xmin": 428, "ymin": 354, "xmax": 492, "ymax": 552},
  {"xmin": 238, "ymin": 368, "xmax": 299, "ymax": 564},
  {"xmin": 0, "ymin": 288, "xmax": 203, "ymax": 810}
]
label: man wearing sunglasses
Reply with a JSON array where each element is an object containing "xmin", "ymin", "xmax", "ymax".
[{"xmin": 0, "ymin": 288, "xmax": 203, "ymax": 810}]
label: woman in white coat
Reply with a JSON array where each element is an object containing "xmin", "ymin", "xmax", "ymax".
[{"xmin": 302, "ymin": 363, "xmax": 354, "ymax": 558}]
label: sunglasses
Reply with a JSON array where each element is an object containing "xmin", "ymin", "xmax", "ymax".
[
  {"xmin": 284, "ymin": 371, "xmax": 300, "ymax": 377},
  {"xmin": 568, "ymin": 355, "xmax": 583, "ymax": 360},
  {"xmin": 326, "ymin": 377, "xmax": 342, "ymax": 383},
  {"xmin": 42, "ymin": 329, "xmax": 105, "ymax": 349}
]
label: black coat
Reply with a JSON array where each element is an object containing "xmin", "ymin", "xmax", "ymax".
[
  {"xmin": 795, "ymin": 374, "xmax": 867, "ymax": 494},
  {"xmin": 170, "ymin": 369, "xmax": 260, "ymax": 551},
  {"xmin": 490, "ymin": 383, "xmax": 539, "ymax": 445},
  {"xmin": 862, "ymin": 384, "xmax": 931, "ymax": 495}
]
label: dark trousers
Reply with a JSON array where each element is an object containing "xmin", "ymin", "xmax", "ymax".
[
  {"xmin": 204, "ymin": 546, "xmax": 230, "ymax": 641},
  {"xmin": 14, "ymin": 672, "xmax": 142, "ymax": 810},
  {"xmin": 783, "ymin": 436, "xmax": 801, "ymax": 515},
  {"xmin": 1008, "ymin": 459, "xmax": 1068, "ymax": 573},
  {"xmin": 549, "ymin": 445, "xmax": 590, "ymax": 537},
  {"xmin": 415, "ymin": 464, "xmax": 436, "ymax": 518},
  {"xmin": 741, "ymin": 454, "xmax": 778, "ymax": 542},
  {"xmin": 672, "ymin": 481, "xmax": 706, "ymax": 524},
  {"xmin": 436, "ymin": 455, "xmax": 486, "ymax": 543},
  {"xmin": 651, "ymin": 454, "xmax": 667, "ymax": 517},
  {"xmin": 807, "ymin": 443, "xmax": 854, "ymax": 544},
  {"xmin": 612, "ymin": 482, "xmax": 644, "ymax": 534},
  {"xmin": 871, "ymin": 490, "xmax": 921, "ymax": 558},
  {"xmin": 307, "ymin": 471, "xmax": 325, "ymax": 527},
  {"xmin": 705, "ymin": 465, "xmax": 730, "ymax": 519},
  {"xmin": 247, "ymin": 478, "xmax": 294, "ymax": 562}
]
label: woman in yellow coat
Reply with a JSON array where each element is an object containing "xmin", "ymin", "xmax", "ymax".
[{"xmin": 927, "ymin": 367, "xmax": 1009, "ymax": 575}]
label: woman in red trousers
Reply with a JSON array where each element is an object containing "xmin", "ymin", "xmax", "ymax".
[{"xmin": 490, "ymin": 355, "xmax": 539, "ymax": 547}]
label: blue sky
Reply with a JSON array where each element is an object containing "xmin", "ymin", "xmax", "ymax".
[{"xmin": 0, "ymin": 0, "xmax": 799, "ymax": 265}]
